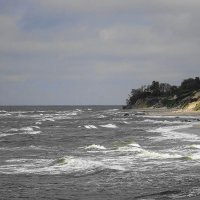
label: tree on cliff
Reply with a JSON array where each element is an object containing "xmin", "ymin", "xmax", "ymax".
[{"xmin": 125, "ymin": 77, "xmax": 200, "ymax": 109}]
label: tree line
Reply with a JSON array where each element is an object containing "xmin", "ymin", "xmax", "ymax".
[{"xmin": 126, "ymin": 77, "xmax": 200, "ymax": 108}]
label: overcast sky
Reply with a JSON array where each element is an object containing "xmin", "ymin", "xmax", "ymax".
[{"xmin": 0, "ymin": 0, "xmax": 200, "ymax": 105}]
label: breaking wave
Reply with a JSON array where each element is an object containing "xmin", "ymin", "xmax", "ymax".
[
  {"xmin": 190, "ymin": 144, "xmax": 200, "ymax": 149},
  {"xmin": 84, "ymin": 125, "xmax": 98, "ymax": 129},
  {"xmin": 100, "ymin": 124, "xmax": 118, "ymax": 128},
  {"xmin": 0, "ymin": 156, "xmax": 105, "ymax": 175},
  {"xmin": 147, "ymin": 124, "xmax": 199, "ymax": 141},
  {"xmin": 84, "ymin": 144, "xmax": 106, "ymax": 150}
]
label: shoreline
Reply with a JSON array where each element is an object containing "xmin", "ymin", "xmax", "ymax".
[{"xmin": 128, "ymin": 108, "xmax": 200, "ymax": 116}]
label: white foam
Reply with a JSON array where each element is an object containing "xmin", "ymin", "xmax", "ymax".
[
  {"xmin": 85, "ymin": 144, "xmax": 106, "ymax": 150},
  {"xmin": 2, "ymin": 126, "xmax": 42, "ymax": 137},
  {"xmin": 0, "ymin": 133, "xmax": 16, "ymax": 138},
  {"xmin": 190, "ymin": 153, "xmax": 200, "ymax": 160},
  {"xmin": 29, "ymin": 131, "xmax": 41, "ymax": 135},
  {"xmin": 20, "ymin": 127, "xmax": 34, "ymax": 131},
  {"xmin": 32, "ymin": 126, "xmax": 40, "ymax": 129},
  {"xmin": 100, "ymin": 124, "xmax": 118, "ymax": 128},
  {"xmin": 143, "ymin": 115, "xmax": 179, "ymax": 119},
  {"xmin": 138, "ymin": 150, "xmax": 182, "ymax": 160},
  {"xmin": 84, "ymin": 125, "xmax": 98, "ymax": 129},
  {"xmin": 69, "ymin": 112, "xmax": 78, "ymax": 116},
  {"xmin": 9, "ymin": 128, "xmax": 18, "ymax": 132},
  {"xmin": 42, "ymin": 118, "xmax": 55, "ymax": 122},
  {"xmin": 148, "ymin": 124, "xmax": 199, "ymax": 141},
  {"xmin": 0, "ymin": 157, "xmax": 104, "ymax": 175},
  {"xmin": 107, "ymin": 109, "xmax": 119, "ymax": 112},
  {"xmin": 128, "ymin": 143, "xmax": 141, "ymax": 148},
  {"xmin": 190, "ymin": 144, "xmax": 200, "ymax": 149},
  {"xmin": 112, "ymin": 142, "xmax": 142, "ymax": 153},
  {"xmin": 112, "ymin": 142, "xmax": 190, "ymax": 161},
  {"xmin": 123, "ymin": 121, "xmax": 131, "ymax": 124},
  {"xmin": 0, "ymin": 113, "xmax": 11, "ymax": 116},
  {"xmin": 105, "ymin": 165, "xmax": 126, "ymax": 171},
  {"xmin": 0, "ymin": 110, "xmax": 7, "ymax": 113},
  {"xmin": 143, "ymin": 119, "xmax": 183, "ymax": 124},
  {"xmin": 97, "ymin": 115, "xmax": 106, "ymax": 118}
]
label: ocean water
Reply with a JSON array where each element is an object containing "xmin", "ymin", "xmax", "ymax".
[{"xmin": 0, "ymin": 106, "xmax": 200, "ymax": 199}]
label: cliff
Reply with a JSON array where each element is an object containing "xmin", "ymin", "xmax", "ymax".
[{"xmin": 124, "ymin": 77, "xmax": 200, "ymax": 111}]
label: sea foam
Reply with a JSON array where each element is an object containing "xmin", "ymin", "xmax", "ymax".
[
  {"xmin": 84, "ymin": 125, "xmax": 98, "ymax": 129},
  {"xmin": 148, "ymin": 124, "xmax": 199, "ymax": 141},
  {"xmin": 100, "ymin": 124, "xmax": 118, "ymax": 128},
  {"xmin": 85, "ymin": 144, "xmax": 106, "ymax": 150},
  {"xmin": 0, "ymin": 156, "xmax": 104, "ymax": 175}
]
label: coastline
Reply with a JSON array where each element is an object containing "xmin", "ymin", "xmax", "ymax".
[
  {"xmin": 183, "ymin": 196, "xmax": 200, "ymax": 200},
  {"xmin": 129, "ymin": 107, "xmax": 200, "ymax": 117}
]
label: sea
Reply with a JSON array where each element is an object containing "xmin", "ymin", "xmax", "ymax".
[{"xmin": 0, "ymin": 106, "xmax": 200, "ymax": 200}]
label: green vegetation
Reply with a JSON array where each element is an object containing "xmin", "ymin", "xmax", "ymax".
[{"xmin": 124, "ymin": 77, "xmax": 200, "ymax": 109}]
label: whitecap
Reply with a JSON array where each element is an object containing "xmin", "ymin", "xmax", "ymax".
[
  {"xmin": 28, "ymin": 131, "xmax": 41, "ymax": 135},
  {"xmin": 123, "ymin": 121, "xmax": 130, "ymax": 124},
  {"xmin": 0, "ymin": 110, "xmax": 7, "ymax": 113},
  {"xmin": 143, "ymin": 115, "xmax": 179, "ymax": 119},
  {"xmin": 42, "ymin": 118, "xmax": 55, "ymax": 122},
  {"xmin": 100, "ymin": 124, "xmax": 118, "ymax": 128},
  {"xmin": 143, "ymin": 119, "xmax": 183, "ymax": 124},
  {"xmin": 9, "ymin": 128, "xmax": 18, "ymax": 132},
  {"xmin": 107, "ymin": 109, "xmax": 119, "ymax": 112},
  {"xmin": 65, "ymin": 112, "xmax": 78, "ymax": 116},
  {"xmin": 6, "ymin": 126, "xmax": 41, "ymax": 136},
  {"xmin": 31, "ymin": 126, "xmax": 40, "ymax": 129},
  {"xmin": 84, "ymin": 125, "xmax": 98, "ymax": 129},
  {"xmin": 148, "ymin": 124, "xmax": 199, "ymax": 141},
  {"xmin": 97, "ymin": 115, "xmax": 106, "ymax": 118},
  {"xmin": 128, "ymin": 143, "xmax": 141, "ymax": 148},
  {"xmin": 20, "ymin": 127, "xmax": 34, "ymax": 131},
  {"xmin": 189, "ymin": 153, "xmax": 200, "ymax": 160},
  {"xmin": 75, "ymin": 109, "xmax": 82, "ymax": 112},
  {"xmin": 138, "ymin": 150, "xmax": 182, "ymax": 160},
  {"xmin": 0, "ymin": 133, "xmax": 16, "ymax": 138},
  {"xmin": 85, "ymin": 144, "xmax": 106, "ymax": 150},
  {"xmin": 0, "ymin": 157, "xmax": 104, "ymax": 175},
  {"xmin": 190, "ymin": 144, "xmax": 200, "ymax": 149},
  {"xmin": 0, "ymin": 113, "xmax": 11, "ymax": 117}
]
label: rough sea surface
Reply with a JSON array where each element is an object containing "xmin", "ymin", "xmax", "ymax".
[{"xmin": 0, "ymin": 106, "xmax": 200, "ymax": 200}]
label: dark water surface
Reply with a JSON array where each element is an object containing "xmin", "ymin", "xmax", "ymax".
[{"xmin": 1, "ymin": 106, "xmax": 200, "ymax": 199}]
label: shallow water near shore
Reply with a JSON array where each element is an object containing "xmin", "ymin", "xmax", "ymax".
[{"xmin": 1, "ymin": 106, "xmax": 200, "ymax": 199}]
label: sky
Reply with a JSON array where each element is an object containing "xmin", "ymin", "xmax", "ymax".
[{"xmin": 0, "ymin": 0, "xmax": 200, "ymax": 105}]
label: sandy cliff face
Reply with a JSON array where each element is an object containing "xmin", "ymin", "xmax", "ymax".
[
  {"xmin": 183, "ymin": 98, "xmax": 200, "ymax": 111},
  {"xmin": 182, "ymin": 91, "xmax": 200, "ymax": 111}
]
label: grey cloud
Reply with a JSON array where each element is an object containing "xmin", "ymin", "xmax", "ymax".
[{"xmin": 0, "ymin": 1, "xmax": 200, "ymax": 105}]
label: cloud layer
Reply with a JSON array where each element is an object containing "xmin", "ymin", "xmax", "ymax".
[{"xmin": 0, "ymin": 0, "xmax": 200, "ymax": 105}]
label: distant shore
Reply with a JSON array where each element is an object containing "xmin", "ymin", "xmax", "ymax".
[
  {"xmin": 183, "ymin": 196, "xmax": 200, "ymax": 200},
  {"xmin": 130, "ymin": 107, "xmax": 200, "ymax": 116}
]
